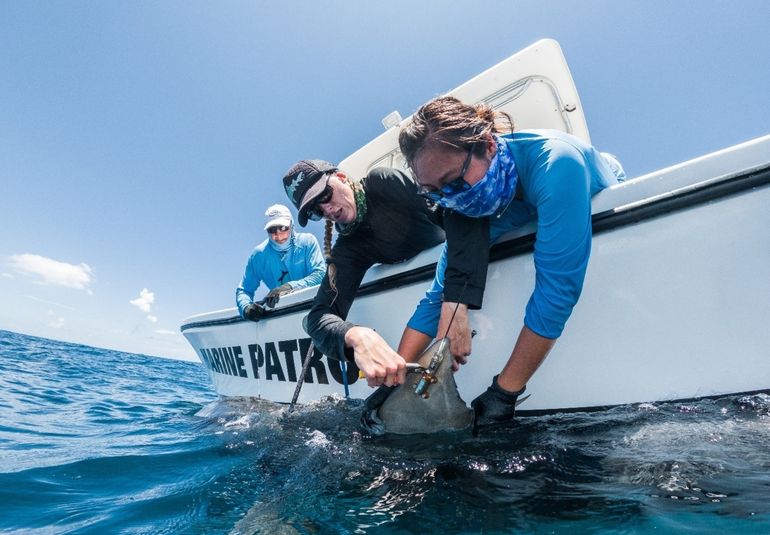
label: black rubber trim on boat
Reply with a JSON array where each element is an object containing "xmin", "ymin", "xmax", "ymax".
[{"xmin": 181, "ymin": 165, "xmax": 770, "ymax": 332}]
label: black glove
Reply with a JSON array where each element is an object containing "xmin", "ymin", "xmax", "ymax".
[
  {"xmin": 359, "ymin": 385, "xmax": 396, "ymax": 437},
  {"xmin": 471, "ymin": 375, "xmax": 526, "ymax": 434},
  {"xmin": 264, "ymin": 283, "xmax": 292, "ymax": 308},
  {"xmin": 243, "ymin": 303, "xmax": 265, "ymax": 321}
]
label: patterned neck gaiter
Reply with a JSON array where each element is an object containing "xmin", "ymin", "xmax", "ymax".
[{"xmin": 435, "ymin": 136, "xmax": 518, "ymax": 217}]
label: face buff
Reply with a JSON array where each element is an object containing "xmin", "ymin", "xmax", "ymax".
[
  {"xmin": 435, "ymin": 136, "xmax": 518, "ymax": 217},
  {"xmin": 269, "ymin": 230, "xmax": 294, "ymax": 253}
]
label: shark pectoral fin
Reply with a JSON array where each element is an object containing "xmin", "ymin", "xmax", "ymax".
[
  {"xmin": 359, "ymin": 385, "xmax": 396, "ymax": 436},
  {"xmin": 360, "ymin": 406, "xmax": 386, "ymax": 437}
]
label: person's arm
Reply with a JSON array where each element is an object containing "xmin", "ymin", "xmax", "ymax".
[
  {"xmin": 401, "ymin": 211, "xmax": 491, "ymax": 365},
  {"xmin": 497, "ymin": 142, "xmax": 593, "ymax": 390},
  {"xmin": 235, "ymin": 252, "xmax": 262, "ymax": 318},
  {"xmin": 524, "ymin": 142, "xmax": 593, "ymax": 339},
  {"xmin": 304, "ymin": 256, "xmax": 365, "ymax": 362},
  {"xmin": 442, "ymin": 211, "xmax": 490, "ymax": 308},
  {"xmin": 305, "ymin": 245, "xmax": 406, "ymax": 387},
  {"xmin": 397, "ymin": 326, "xmax": 433, "ymax": 363},
  {"xmin": 431, "ymin": 213, "xmax": 489, "ymax": 363},
  {"xmin": 497, "ymin": 325, "xmax": 556, "ymax": 392},
  {"xmin": 304, "ymin": 240, "xmax": 375, "ymax": 362},
  {"xmin": 404, "ymin": 242, "xmax": 447, "ymax": 341}
]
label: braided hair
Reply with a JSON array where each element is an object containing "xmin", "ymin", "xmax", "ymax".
[{"xmin": 323, "ymin": 218, "xmax": 337, "ymax": 295}]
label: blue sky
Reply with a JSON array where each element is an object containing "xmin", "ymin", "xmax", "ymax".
[{"xmin": 2, "ymin": 1, "xmax": 769, "ymax": 361}]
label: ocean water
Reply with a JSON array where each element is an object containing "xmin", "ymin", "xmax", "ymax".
[{"xmin": 1, "ymin": 329, "xmax": 769, "ymax": 534}]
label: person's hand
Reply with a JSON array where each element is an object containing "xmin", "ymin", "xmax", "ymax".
[
  {"xmin": 471, "ymin": 375, "xmax": 526, "ymax": 434},
  {"xmin": 265, "ymin": 283, "xmax": 293, "ymax": 308},
  {"xmin": 243, "ymin": 303, "xmax": 265, "ymax": 321},
  {"xmin": 437, "ymin": 301, "xmax": 471, "ymax": 371},
  {"xmin": 344, "ymin": 326, "xmax": 406, "ymax": 388}
]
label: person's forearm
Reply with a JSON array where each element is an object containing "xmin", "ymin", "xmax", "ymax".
[
  {"xmin": 497, "ymin": 325, "xmax": 556, "ymax": 392},
  {"xmin": 306, "ymin": 308, "xmax": 355, "ymax": 362},
  {"xmin": 438, "ymin": 302, "xmax": 471, "ymax": 367},
  {"xmin": 397, "ymin": 327, "xmax": 433, "ymax": 362},
  {"xmin": 235, "ymin": 286, "xmax": 254, "ymax": 315}
]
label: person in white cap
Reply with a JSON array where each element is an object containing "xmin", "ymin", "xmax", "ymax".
[{"xmin": 235, "ymin": 204, "xmax": 325, "ymax": 321}]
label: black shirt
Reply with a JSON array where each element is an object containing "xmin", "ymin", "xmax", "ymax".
[{"xmin": 305, "ymin": 167, "xmax": 445, "ymax": 362}]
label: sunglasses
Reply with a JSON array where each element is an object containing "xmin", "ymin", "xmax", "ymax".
[
  {"xmin": 267, "ymin": 225, "xmax": 290, "ymax": 234},
  {"xmin": 417, "ymin": 149, "xmax": 474, "ymax": 202},
  {"xmin": 305, "ymin": 185, "xmax": 334, "ymax": 221}
]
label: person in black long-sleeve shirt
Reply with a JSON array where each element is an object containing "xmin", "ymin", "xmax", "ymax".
[{"xmin": 282, "ymin": 159, "xmax": 454, "ymax": 387}]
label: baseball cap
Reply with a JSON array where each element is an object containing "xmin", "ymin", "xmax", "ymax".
[
  {"xmin": 282, "ymin": 159, "xmax": 338, "ymax": 226},
  {"xmin": 263, "ymin": 204, "xmax": 293, "ymax": 230}
]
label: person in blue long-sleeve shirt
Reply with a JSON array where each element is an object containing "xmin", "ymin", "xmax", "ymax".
[
  {"xmin": 236, "ymin": 204, "xmax": 325, "ymax": 321},
  {"xmin": 397, "ymin": 96, "xmax": 626, "ymax": 430}
]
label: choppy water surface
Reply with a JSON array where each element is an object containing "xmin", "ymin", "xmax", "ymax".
[{"xmin": 1, "ymin": 329, "xmax": 769, "ymax": 534}]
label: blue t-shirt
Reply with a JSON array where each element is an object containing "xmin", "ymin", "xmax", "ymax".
[{"xmin": 408, "ymin": 129, "xmax": 625, "ymax": 339}]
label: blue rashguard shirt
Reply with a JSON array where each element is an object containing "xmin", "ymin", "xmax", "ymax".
[
  {"xmin": 235, "ymin": 231, "xmax": 325, "ymax": 318},
  {"xmin": 408, "ymin": 129, "xmax": 625, "ymax": 339}
]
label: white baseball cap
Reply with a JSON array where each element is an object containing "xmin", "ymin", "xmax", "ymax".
[{"xmin": 263, "ymin": 204, "xmax": 293, "ymax": 230}]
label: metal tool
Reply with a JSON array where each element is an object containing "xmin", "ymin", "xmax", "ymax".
[
  {"xmin": 413, "ymin": 340, "xmax": 447, "ymax": 398},
  {"xmin": 405, "ymin": 363, "xmax": 426, "ymax": 374}
]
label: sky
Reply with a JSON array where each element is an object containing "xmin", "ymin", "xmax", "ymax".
[{"xmin": 2, "ymin": 1, "xmax": 769, "ymax": 361}]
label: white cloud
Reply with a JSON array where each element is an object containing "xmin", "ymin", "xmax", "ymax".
[
  {"xmin": 130, "ymin": 288, "xmax": 155, "ymax": 313},
  {"xmin": 8, "ymin": 254, "xmax": 93, "ymax": 293},
  {"xmin": 1, "ymin": 272, "xmax": 12, "ymax": 279},
  {"xmin": 147, "ymin": 315, "xmax": 158, "ymax": 323}
]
